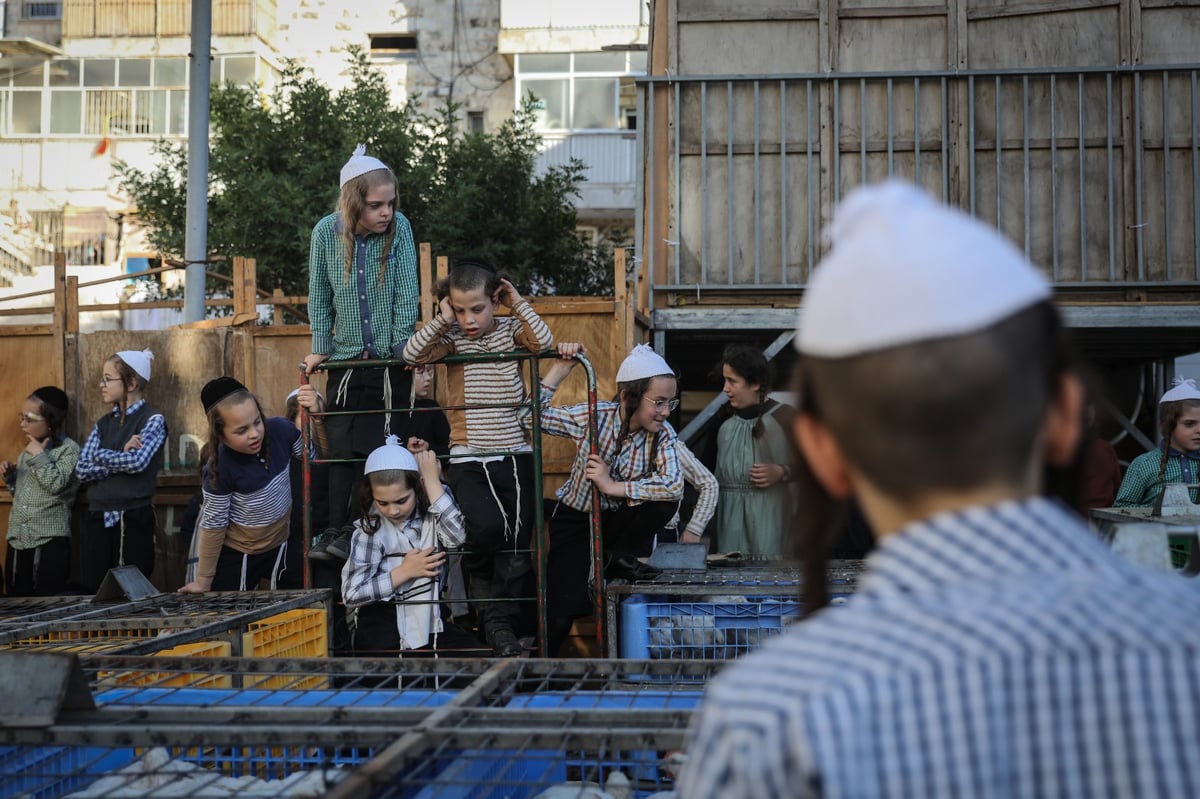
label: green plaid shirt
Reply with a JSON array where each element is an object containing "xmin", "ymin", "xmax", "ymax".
[
  {"xmin": 4, "ymin": 438, "xmax": 80, "ymax": 550},
  {"xmin": 1114, "ymin": 447, "xmax": 1199, "ymax": 507},
  {"xmin": 308, "ymin": 212, "xmax": 419, "ymax": 360}
]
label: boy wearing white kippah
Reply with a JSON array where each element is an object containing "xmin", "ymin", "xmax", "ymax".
[
  {"xmin": 1114, "ymin": 377, "xmax": 1200, "ymax": 507},
  {"xmin": 304, "ymin": 144, "xmax": 419, "ymax": 561},
  {"xmin": 76, "ymin": 348, "xmax": 166, "ymax": 591},
  {"xmin": 538, "ymin": 342, "xmax": 685, "ymax": 656},
  {"xmin": 678, "ymin": 181, "xmax": 1200, "ymax": 798}
]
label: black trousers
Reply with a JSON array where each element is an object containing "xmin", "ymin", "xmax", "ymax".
[
  {"xmin": 211, "ymin": 543, "xmax": 288, "ymax": 591},
  {"xmin": 350, "ymin": 602, "xmax": 490, "ymax": 657},
  {"xmin": 5, "ymin": 538, "xmax": 69, "ymax": 597},
  {"xmin": 545, "ymin": 499, "xmax": 678, "ymax": 657},
  {"xmin": 324, "ymin": 363, "xmax": 413, "ymax": 529},
  {"xmin": 446, "ymin": 456, "xmax": 536, "ymax": 640},
  {"xmin": 82, "ymin": 505, "xmax": 157, "ymax": 593}
]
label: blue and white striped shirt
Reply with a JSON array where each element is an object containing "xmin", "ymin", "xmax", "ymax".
[{"xmin": 678, "ymin": 497, "xmax": 1200, "ymax": 798}]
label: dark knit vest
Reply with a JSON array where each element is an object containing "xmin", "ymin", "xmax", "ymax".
[{"xmin": 85, "ymin": 403, "xmax": 165, "ymax": 513}]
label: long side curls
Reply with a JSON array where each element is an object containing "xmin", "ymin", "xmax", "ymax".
[
  {"xmin": 204, "ymin": 389, "xmax": 269, "ymax": 488},
  {"xmin": 357, "ymin": 469, "xmax": 429, "ymax": 534}
]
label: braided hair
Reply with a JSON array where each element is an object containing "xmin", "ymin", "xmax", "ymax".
[{"xmin": 1158, "ymin": 398, "xmax": 1200, "ymax": 480}]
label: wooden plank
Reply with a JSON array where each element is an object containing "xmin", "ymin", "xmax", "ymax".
[
  {"xmin": 612, "ymin": 248, "xmax": 629, "ymax": 372},
  {"xmin": 65, "ymin": 276, "xmax": 80, "ymax": 335},
  {"xmin": 170, "ymin": 313, "xmax": 258, "ymax": 330},
  {"xmin": 967, "ymin": 0, "xmax": 1118, "ymax": 21},
  {"xmin": 51, "ymin": 254, "xmax": 66, "ymax": 389},
  {"xmin": 0, "ymin": 325, "xmax": 54, "ymax": 336},
  {"xmin": 419, "ymin": 242, "xmax": 433, "ymax": 324}
]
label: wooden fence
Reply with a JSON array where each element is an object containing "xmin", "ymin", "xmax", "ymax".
[{"xmin": 0, "ymin": 246, "xmax": 644, "ymax": 586}]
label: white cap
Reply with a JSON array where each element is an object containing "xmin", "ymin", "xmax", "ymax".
[
  {"xmin": 340, "ymin": 143, "xmax": 390, "ymax": 188},
  {"xmin": 116, "ymin": 348, "xmax": 154, "ymax": 381},
  {"xmin": 1161, "ymin": 377, "xmax": 1200, "ymax": 404},
  {"xmin": 615, "ymin": 344, "xmax": 674, "ymax": 383},
  {"xmin": 796, "ymin": 180, "xmax": 1052, "ymax": 358},
  {"xmin": 364, "ymin": 435, "xmax": 419, "ymax": 474}
]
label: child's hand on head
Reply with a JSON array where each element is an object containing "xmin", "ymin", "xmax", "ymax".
[
  {"xmin": 438, "ymin": 296, "xmax": 455, "ymax": 325},
  {"xmin": 496, "ymin": 278, "xmax": 522, "ymax": 308},
  {"xmin": 123, "ymin": 435, "xmax": 143, "ymax": 453}
]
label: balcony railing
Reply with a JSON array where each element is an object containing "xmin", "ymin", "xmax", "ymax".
[
  {"xmin": 536, "ymin": 132, "xmax": 637, "ymax": 209},
  {"xmin": 640, "ymin": 65, "xmax": 1200, "ymax": 293},
  {"xmin": 62, "ymin": 0, "xmax": 275, "ymax": 41}
]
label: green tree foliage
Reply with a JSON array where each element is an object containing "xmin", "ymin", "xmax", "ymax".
[{"xmin": 115, "ymin": 48, "xmax": 613, "ymax": 299}]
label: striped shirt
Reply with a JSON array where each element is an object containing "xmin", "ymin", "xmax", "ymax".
[
  {"xmin": 678, "ymin": 497, "xmax": 1200, "ymax": 799},
  {"xmin": 3, "ymin": 438, "xmax": 80, "ymax": 550},
  {"xmin": 1114, "ymin": 446, "xmax": 1199, "ymax": 506},
  {"xmin": 403, "ymin": 301, "xmax": 553, "ymax": 453},
  {"xmin": 308, "ymin": 212, "xmax": 419, "ymax": 361},
  {"xmin": 538, "ymin": 389, "xmax": 684, "ymax": 512},
  {"xmin": 671, "ymin": 441, "xmax": 719, "ymax": 536},
  {"xmin": 193, "ymin": 418, "xmax": 309, "ymax": 581}
]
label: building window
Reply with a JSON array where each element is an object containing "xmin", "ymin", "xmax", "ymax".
[
  {"xmin": 1, "ymin": 55, "xmax": 265, "ymax": 138},
  {"xmin": 515, "ymin": 52, "xmax": 645, "ymax": 133},
  {"xmin": 467, "ymin": 111, "xmax": 484, "ymax": 133},
  {"xmin": 370, "ymin": 34, "xmax": 419, "ymax": 57},
  {"xmin": 23, "ymin": 1, "xmax": 61, "ymax": 19}
]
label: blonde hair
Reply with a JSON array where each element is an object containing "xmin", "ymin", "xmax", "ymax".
[{"xmin": 337, "ymin": 168, "xmax": 398, "ymax": 283}]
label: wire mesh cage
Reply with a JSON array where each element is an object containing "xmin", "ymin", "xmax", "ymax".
[
  {"xmin": 606, "ymin": 561, "xmax": 864, "ymax": 663},
  {"xmin": 0, "ymin": 591, "xmax": 331, "ymax": 656}
]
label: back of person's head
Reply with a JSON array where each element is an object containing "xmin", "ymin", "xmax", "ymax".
[
  {"xmin": 794, "ymin": 180, "xmax": 1069, "ymax": 497},
  {"xmin": 436, "ymin": 258, "xmax": 503, "ymax": 302},
  {"xmin": 793, "ymin": 181, "xmax": 1077, "ymax": 612}
]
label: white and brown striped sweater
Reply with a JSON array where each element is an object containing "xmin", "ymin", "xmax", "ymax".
[{"xmin": 403, "ymin": 300, "xmax": 553, "ymax": 452}]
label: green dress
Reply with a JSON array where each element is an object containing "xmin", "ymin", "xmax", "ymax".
[{"xmin": 715, "ymin": 402, "xmax": 793, "ymax": 558}]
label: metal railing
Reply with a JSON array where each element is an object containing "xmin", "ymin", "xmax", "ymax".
[
  {"xmin": 639, "ymin": 65, "xmax": 1200, "ymax": 297},
  {"xmin": 299, "ymin": 350, "xmax": 602, "ymax": 657}
]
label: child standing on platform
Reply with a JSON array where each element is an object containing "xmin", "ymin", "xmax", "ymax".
[
  {"xmin": 1115, "ymin": 377, "xmax": 1200, "ymax": 507},
  {"xmin": 305, "ymin": 144, "xmax": 419, "ymax": 561},
  {"xmin": 2, "ymin": 386, "xmax": 80, "ymax": 596},
  {"xmin": 76, "ymin": 349, "xmax": 165, "ymax": 591},
  {"xmin": 708, "ymin": 344, "xmax": 796, "ymax": 557},
  {"xmin": 179, "ymin": 378, "xmax": 325, "ymax": 593},
  {"xmin": 403, "ymin": 258, "xmax": 554, "ymax": 657},
  {"xmin": 341, "ymin": 436, "xmax": 487, "ymax": 656},
  {"xmin": 537, "ymin": 343, "xmax": 685, "ymax": 656}
]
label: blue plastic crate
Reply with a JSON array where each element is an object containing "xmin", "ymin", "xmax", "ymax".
[
  {"xmin": 620, "ymin": 593, "xmax": 850, "ymax": 662},
  {"xmin": 0, "ymin": 743, "xmax": 371, "ymax": 798},
  {"xmin": 392, "ymin": 747, "xmax": 675, "ymax": 799},
  {"xmin": 96, "ymin": 686, "xmax": 458, "ymax": 709},
  {"xmin": 505, "ymin": 689, "xmax": 701, "ymax": 710}
]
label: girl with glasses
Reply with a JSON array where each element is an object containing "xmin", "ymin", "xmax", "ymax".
[
  {"xmin": 536, "ymin": 343, "xmax": 685, "ymax": 656},
  {"xmin": 75, "ymin": 348, "xmax": 165, "ymax": 592},
  {"xmin": 1, "ymin": 386, "xmax": 79, "ymax": 596}
]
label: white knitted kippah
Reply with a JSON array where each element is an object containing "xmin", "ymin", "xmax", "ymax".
[
  {"xmin": 795, "ymin": 180, "xmax": 1051, "ymax": 358},
  {"xmin": 615, "ymin": 344, "xmax": 673, "ymax": 383},
  {"xmin": 1160, "ymin": 377, "xmax": 1200, "ymax": 404},
  {"xmin": 116, "ymin": 348, "xmax": 154, "ymax": 381},
  {"xmin": 364, "ymin": 434, "xmax": 419, "ymax": 474},
  {"xmin": 339, "ymin": 143, "xmax": 390, "ymax": 188}
]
